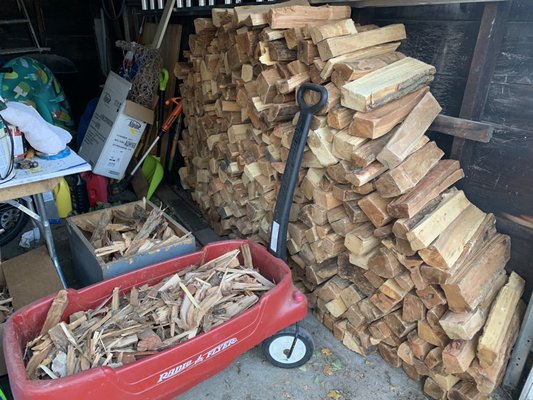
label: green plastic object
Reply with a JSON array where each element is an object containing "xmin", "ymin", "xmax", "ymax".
[
  {"xmin": 0, "ymin": 388, "xmax": 7, "ymax": 400},
  {"xmin": 159, "ymin": 68, "xmax": 169, "ymax": 92},
  {"xmin": 141, "ymin": 155, "xmax": 164, "ymax": 201}
]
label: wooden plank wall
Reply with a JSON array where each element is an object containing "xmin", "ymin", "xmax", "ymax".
[
  {"xmin": 371, "ymin": 0, "xmax": 533, "ymax": 293},
  {"xmin": 371, "ymin": 3, "xmax": 483, "ymax": 116}
]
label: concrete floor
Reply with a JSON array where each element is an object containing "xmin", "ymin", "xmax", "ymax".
[
  {"xmin": 178, "ymin": 314, "xmax": 429, "ymax": 400},
  {"xmin": 0, "ymin": 210, "xmax": 515, "ymax": 400}
]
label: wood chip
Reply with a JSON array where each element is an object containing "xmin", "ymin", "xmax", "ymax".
[{"xmin": 24, "ymin": 250, "xmax": 274, "ymax": 380}]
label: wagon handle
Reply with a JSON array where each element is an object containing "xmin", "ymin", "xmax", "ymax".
[{"xmin": 268, "ymin": 83, "xmax": 328, "ymax": 261}]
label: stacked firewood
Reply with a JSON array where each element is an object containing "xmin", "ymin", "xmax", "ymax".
[
  {"xmin": 175, "ymin": 2, "xmax": 524, "ymax": 398},
  {"xmin": 25, "ymin": 245, "xmax": 274, "ymax": 380}
]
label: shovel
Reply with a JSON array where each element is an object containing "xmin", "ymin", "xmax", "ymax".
[{"xmin": 108, "ymin": 97, "xmax": 183, "ymax": 198}]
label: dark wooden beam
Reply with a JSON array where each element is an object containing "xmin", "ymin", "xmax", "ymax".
[
  {"xmin": 496, "ymin": 215, "xmax": 533, "ymax": 242},
  {"xmin": 430, "ymin": 114, "xmax": 493, "ymax": 143},
  {"xmin": 450, "ymin": 1, "xmax": 511, "ymax": 159},
  {"xmin": 311, "ymin": 0, "xmax": 506, "ymax": 7}
]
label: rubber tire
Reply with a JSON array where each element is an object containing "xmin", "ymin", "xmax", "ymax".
[
  {"xmin": 0, "ymin": 200, "xmax": 29, "ymax": 247},
  {"xmin": 261, "ymin": 325, "xmax": 314, "ymax": 369}
]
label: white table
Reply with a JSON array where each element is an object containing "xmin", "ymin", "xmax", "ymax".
[{"xmin": 0, "ymin": 149, "xmax": 91, "ymax": 287}]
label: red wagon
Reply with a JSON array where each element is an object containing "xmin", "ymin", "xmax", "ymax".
[
  {"xmin": 4, "ymin": 240, "xmax": 311, "ymax": 400},
  {"xmin": 4, "ymin": 82, "xmax": 329, "ymax": 400}
]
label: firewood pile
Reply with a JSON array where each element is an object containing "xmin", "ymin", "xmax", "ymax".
[
  {"xmin": 74, "ymin": 203, "xmax": 192, "ymax": 262},
  {"xmin": 24, "ymin": 245, "xmax": 274, "ymax": 380},
  {"xmin": 174, "ymin": 2, "xmax": 525, "ymax": 398}
]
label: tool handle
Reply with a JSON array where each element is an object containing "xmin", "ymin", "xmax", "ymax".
[
  {"xmin": 130, "ymin": 136, "xmax": 161, "ymax": 176},
  {"xmin": 159, "ymin": 68, "xmax": 169, "ymax": 91},
  {"xmin": 296, "ymin": 82, "xmax": 328, "ymax": 115},
  {"xmin": 162, "ymin": 97, "xmax": 183, "ymax": 133},
  {"xmin": 269, "ymin": 83, "xmax": 328, "ymax": 260},
  {"xmin": 131, "ymin": 98, "xmax": 183, "ymax": 176}
]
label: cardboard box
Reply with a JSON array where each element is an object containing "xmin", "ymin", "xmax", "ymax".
[
  {"xmin": 0, "ymin": 246, "xmax": 63, "ymax": 375},
  {"xmin": 66, "ymin": 201, "xmax": 196, "ymax": 287},
  {"xmin": 79, "ymin": 72, "xmax": 154, "ymax": 180}
]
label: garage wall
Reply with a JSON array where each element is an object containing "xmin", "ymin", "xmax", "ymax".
[
  {"xmin": 460, "ymin": 0, "xmax": 533, "ymax": 293},
  {"xmin": 1, "ymin": 0, "xmax": 103, "ymax": 123}
]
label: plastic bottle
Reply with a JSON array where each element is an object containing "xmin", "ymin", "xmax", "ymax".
[
  {"xmin": 81, "ymin": 172, "xmax": 109, "ymax": 206},
  {"xmin": 73, "ymin": 174, "xmax": 90, "ymax": 213},
  {"xmin": 53, "ymin": 178, "xmax": 73, "ymax": 218}
]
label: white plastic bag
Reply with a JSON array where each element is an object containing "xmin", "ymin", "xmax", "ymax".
[{"xmin": 0, "ymin": 101, "xmax": 71, "ymax": 154}]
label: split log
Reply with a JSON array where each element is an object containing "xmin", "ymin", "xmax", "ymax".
[
  {"xmin": 392, "ymin": 194, "xmax": 444, "ymax": 240},
  {"xmin": 341, "ymin": 57, "xmax": 435, "ymax": 112},
  {"xmin": 331, "ymin": 131, "xmax": 367, "ymax": 161},
  {"xmin": 347, "ymin": 247, "xmax": 379, "ymax": 270},
  {"xmin": 375, "ymin": 141, "xmax": 443, "ymax": 198},
  {"xmin": 358, "ymin": 191, "xmax": 393, "ymax": 228},
  {"xmin": 351, "ymin": 129, "xmax": 394, "ymax": 168},
  {"xmin": 442, "ymin": 234, "xmax": 510, "ymax": 313},
  {"xmin": 327, "ymin": 106, "xmax": 356, "ymax": 130},
  {"xmin": 387, "ymin": 160, "xmax": 464, "ymax": 219},
  {"xmin": 406, "ymin": 189, "xmax": 470, "ymax": 251},
  {"xmin": 402, "ymin": 293, "xmax": 427, "ymax": 323},
  {"xmin": 408, "ymin": 330, "xmax": 434, "ymax": 361},
  {"xmin": 344, "ymin": 223, "xmax": 381, "ymax": 255},
  {"xmin": 442, "ymin": 339, "xmax": 476, "ymax": 374},
  {"xmin": 402, "ymin": 361, "xmax": 422, "ymax": 382},
  {"xmin": 331, "ymin": 52, "xmax": 405, "ymax": 88},
  {"xmin": 447, "ymin": 381, "xmax": 490, "ymax": 400},
  {"xmin": 423, "ymin": 377, "xmax": 447, "ymax": 400},
  {"xmin": 426, "ymin": 304, "xmax": 447, "ymax": 332},
  {"xmin": 340, "ymin": 284, "xmax": 365, "ymax": 307},
  {"xmin": 425, "ymin": 347, "xmax": 443, "ymax": 370},
  {"xmin": 439, "ymin": 271, "xmax": 506, "ymax": 340},
  {"xmin": 338, "ymin": 253, "xmax": 376, "ymax": 297},
  {"xmin": 418, "ymin": 319, "xmax": 449, "ymax": 347},
  {"xmin": 384, "ymin": 310, "xmax": 416, "ymax": 338},
  {"xmin": 433, "ymin": 373, "xmax": 460, "ymax": 392},
  {"xmin": 378, "ymin": 343, "xmax": 402, "ymax": 368},
  {"xmin": 348, "ymin": 86, "xmax": 428, "ymax": 139},
  {"xmin": 320, "ymin": 42, "xmax": 401, "ymax": 80},
  {"xmin": 268, "ymin": 5, "xmax": 351, "ymax": 29},
  {"xmin": 376, "ymin": 91, "xmax": 441, "ymax": 168},
  {"xmin": 418, "ymin": 204, "xmax": 485, "ymax": 269},
  {"xmin": 468, "ymin": 301, "xmax": 525, "ymax": 395},
  {"xmin": 416, "ymin": 285, "xmax": 447, "ymax": 310},
  {"xmin": 297, "ymin": 39, "xmax": 318, "ymax": 65},
  {"xmin": 317, "ymin": 24, "xmax": 406, "ymax": 60},
  {"xmin": 367, "ymin": 247, "xmax": 404, "ymax": 279},
  {"xmin": 477, "ymin": 272, "xmax": 524, "ymax": 368},
  {"xmin": 317, "ymin": 275, "xmax": 351, "ymax": 302},
  {"xmin": 380, "ymin": 271, "xmax": 413, "ymax": 300},
  {"xmin": 364, "ymin": 270, "xmax": 385, "ymax": 289},
  {"xmin": 309, "ymin": 18, "xmax": 357, "ymax": 44}
]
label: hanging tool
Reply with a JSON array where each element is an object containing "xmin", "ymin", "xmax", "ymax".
[
  {"xmin": 156, "ymin": 68, "xmax": 169, "ymax": 156},
  {"xmin": 269, "ymin": 83, "xmax": 328, "ymax": 261},
  {"xmin": 108, "ymin": 97, "xmax": 183, "ymax": 196},
  {"xmin": 164, "ymin": 112, "xmax": 182, "ymax": 176}
]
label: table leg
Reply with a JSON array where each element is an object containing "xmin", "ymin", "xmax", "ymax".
[{"xmin": 33, "ymin": 193, "xmax": 68, "ymax": 288}]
